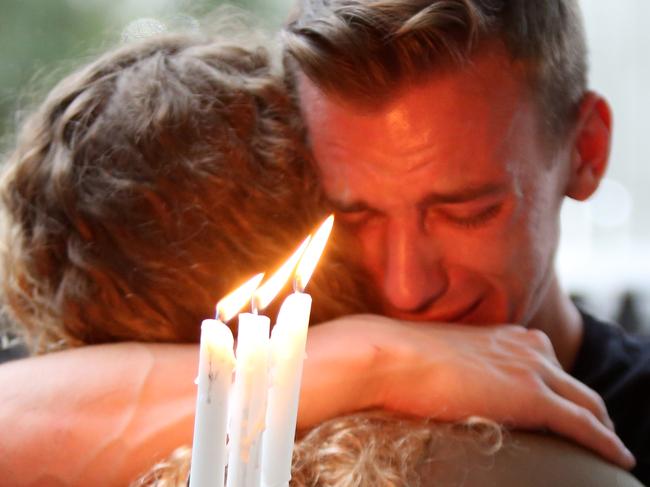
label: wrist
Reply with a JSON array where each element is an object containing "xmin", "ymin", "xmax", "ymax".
[{"xmin": 299, "ymin": 316, "xmax": 390, "ymax": 428}]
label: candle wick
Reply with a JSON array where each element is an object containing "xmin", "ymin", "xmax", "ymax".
[
  {"xmin": 293, "ymin": 277, "xmax": 303, "ymax": 294},
  {"xmin": 251, "ymin": 296, "xmax": 260, "ymax": 315}
]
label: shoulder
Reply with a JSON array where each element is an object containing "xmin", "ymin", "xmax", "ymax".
[
  {"xmin": 572, "ymin": 310, "xmax": 650, "ymax": 390},
  {"xmin": 571, "ymin": 310, "xmax": 650, "ymax": 485}
]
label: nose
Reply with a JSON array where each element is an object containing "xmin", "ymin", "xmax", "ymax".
[{"xmin": 382, "ymin": 217, "xmax": 448, "ymax": 313}]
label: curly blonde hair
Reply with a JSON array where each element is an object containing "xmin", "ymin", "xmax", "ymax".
[
  {"xmin": 132, "ymin": 411, "xmax": 503, "ymax": 487},
  {"xmin": 0, "ymin": 31, "xmax": 379, "ymax": 353},
  {"xmin": 133, "ymin": 410, "xmax": 649, "ymax": 487}
]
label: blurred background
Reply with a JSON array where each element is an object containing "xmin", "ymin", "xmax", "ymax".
[
  {"xmin": 558, "ymin": 1, "xmax": 650, "ymax": 333},
  {"xmin": 0, "ymin": 0, "xmax": 648, "ymax": 333}
]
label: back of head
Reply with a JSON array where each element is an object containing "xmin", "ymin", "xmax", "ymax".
[
  {"xmin": 284, "ymin": 0, "xmax": 587, "ymax": 140},
  {"xmin": 0, "ymin": 31, "xmax": 377, "ymax": 352}
]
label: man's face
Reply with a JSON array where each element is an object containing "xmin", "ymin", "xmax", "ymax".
[{"xmin": 298, "ymin": 46, "xmax": 573, "ymax": 326}]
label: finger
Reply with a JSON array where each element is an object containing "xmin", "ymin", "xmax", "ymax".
[
  {"xmin": 500, "ymin": 327, "xmax": 563, "ymax": 369},
  {"xmin": 539, "ymin": 357, "xmax": 615, "ymax": 431},
  {"xmin": 521, "ymin": 329, "xmax": 562, "ymax": 368},
  {"xmin": 542, "ymin": 387, "xmax": 636, "ymax": 470}
]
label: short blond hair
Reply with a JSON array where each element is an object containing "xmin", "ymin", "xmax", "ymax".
[{"xmin": 284, "ymin": 0, "xmax": 588, "ymax": 139}]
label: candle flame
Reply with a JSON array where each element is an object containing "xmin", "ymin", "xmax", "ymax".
[
  {"xmin": 294, "ymin": 215, "xmax": 334, "ymax": 292},
  {"xmin": 253, "ymin": 236, "xmax": 311, "ymax": 311},
  {"xmin": 216, "ymin": 273, "xmax": 265, "ymax": 322}
]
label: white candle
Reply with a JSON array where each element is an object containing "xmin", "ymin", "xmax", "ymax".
[
  {"xmin": 189, "ymin": 319, "xmax": 235, "ymax": 487},
  {"xmin": 189, "ymin": 273, "xmax": 264, "ymax": 487},
  {"xmin": 225, "ymin": 239, "xmax": 309, "ymax": 487},
  {"xmin": 261, "ymin": 215, "xmax": 334, "ymax": 487},
  {"xmin": 226, "ymin": 312, "xmax": 271, "ymax": 487},
  {"xmin": 261, "ymin": 292, "xmax": 312, "ymax": 487}
]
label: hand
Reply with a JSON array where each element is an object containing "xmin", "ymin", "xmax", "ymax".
[{"xmin": 299, "ymin": 315, "xmax": 635, "ymax": 471}]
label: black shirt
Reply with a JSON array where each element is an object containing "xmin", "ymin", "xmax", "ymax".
[{"xmin": 572, "ymin": 311, "xmax": 650, "ymax": 486}]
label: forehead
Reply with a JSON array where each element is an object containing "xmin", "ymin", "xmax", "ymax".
[{"xmin": 297, "ymin": 45, "xmax": 539, "ymax": 202}]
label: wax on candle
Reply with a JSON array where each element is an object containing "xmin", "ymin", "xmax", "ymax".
[
  {"xmin": 261, "ymin": 215, "xmax": 334, "ymax": 487},
  {"xmin": 226, "ymin": 312, "xmax": 271, "ymax": 487},
  {"xmin": 227, "ymin": 238, "xmax": 311, "ymax": 487},
  {"xmin": 189, "ymin": 273, "xmax": 264, "ymax": 487},
  {"xmin": 189, "ymin": 320, "xmax": 235, "ymax": 487},
  {"xmin": 261, "ymin": 292, "xmax": 312, "ymax": 487}
]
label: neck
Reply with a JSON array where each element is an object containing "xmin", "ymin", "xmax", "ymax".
[{"xmin": 528, "ymin": 275, "xmax": 584, "ymax": 371}]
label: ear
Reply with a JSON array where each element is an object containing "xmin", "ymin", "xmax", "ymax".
[{"xmin": 565, "ymin": 91, "xmax": 612, "ymax": 201}]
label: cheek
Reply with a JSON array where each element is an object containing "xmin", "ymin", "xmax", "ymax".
[
  {"xmin": 436, "ymin": 204, "xmax": 546, "ymax": 299},
  {"xmin": 435, "ymin": 217, "xmax": 523, "ymax": 277},
  {"xmin": 520, "ymin": 177, "xmax": 563, "ymax": 273}
]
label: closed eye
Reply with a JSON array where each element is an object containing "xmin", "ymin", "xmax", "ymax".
[
  {"xmin": 328, "ymin": 199, "xmax": 381, "ymax": 228},
  {"xmin": 336, "ymin": 209, "xmax": 380, "ymax": 229},
  {"xmin": 437, "ymin": 202, "xmax": 503, "ymax": 229}
]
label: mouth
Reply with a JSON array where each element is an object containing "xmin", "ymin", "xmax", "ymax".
[{"xmin": 388, "ymin": 294, "xmax": 486, "ymax": 324}]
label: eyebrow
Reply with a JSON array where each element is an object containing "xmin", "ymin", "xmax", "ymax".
[
  {"xmin": 329, "ymin": 182, "xmax": 509, "ymax": 214},
  {"xmin": 329, "ymin": 200, "xmax": 376, "ymax": 213},
  {"xmin": 416, "ymin": 182, "xmax": 508, "ymax": 207}
]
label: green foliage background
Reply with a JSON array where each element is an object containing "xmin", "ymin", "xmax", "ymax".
[{"xmin": 0, "ymin": 0, "xmax": 291, "ymax": 143}]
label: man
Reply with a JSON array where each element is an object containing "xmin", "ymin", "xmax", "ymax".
[
  {"xmin": 283, "ymin": 0, "xmax": 649, "ymax": 483},
  {"xmin": 0, "ymin": 2, "xmax": 647, "ymax": 486}
]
